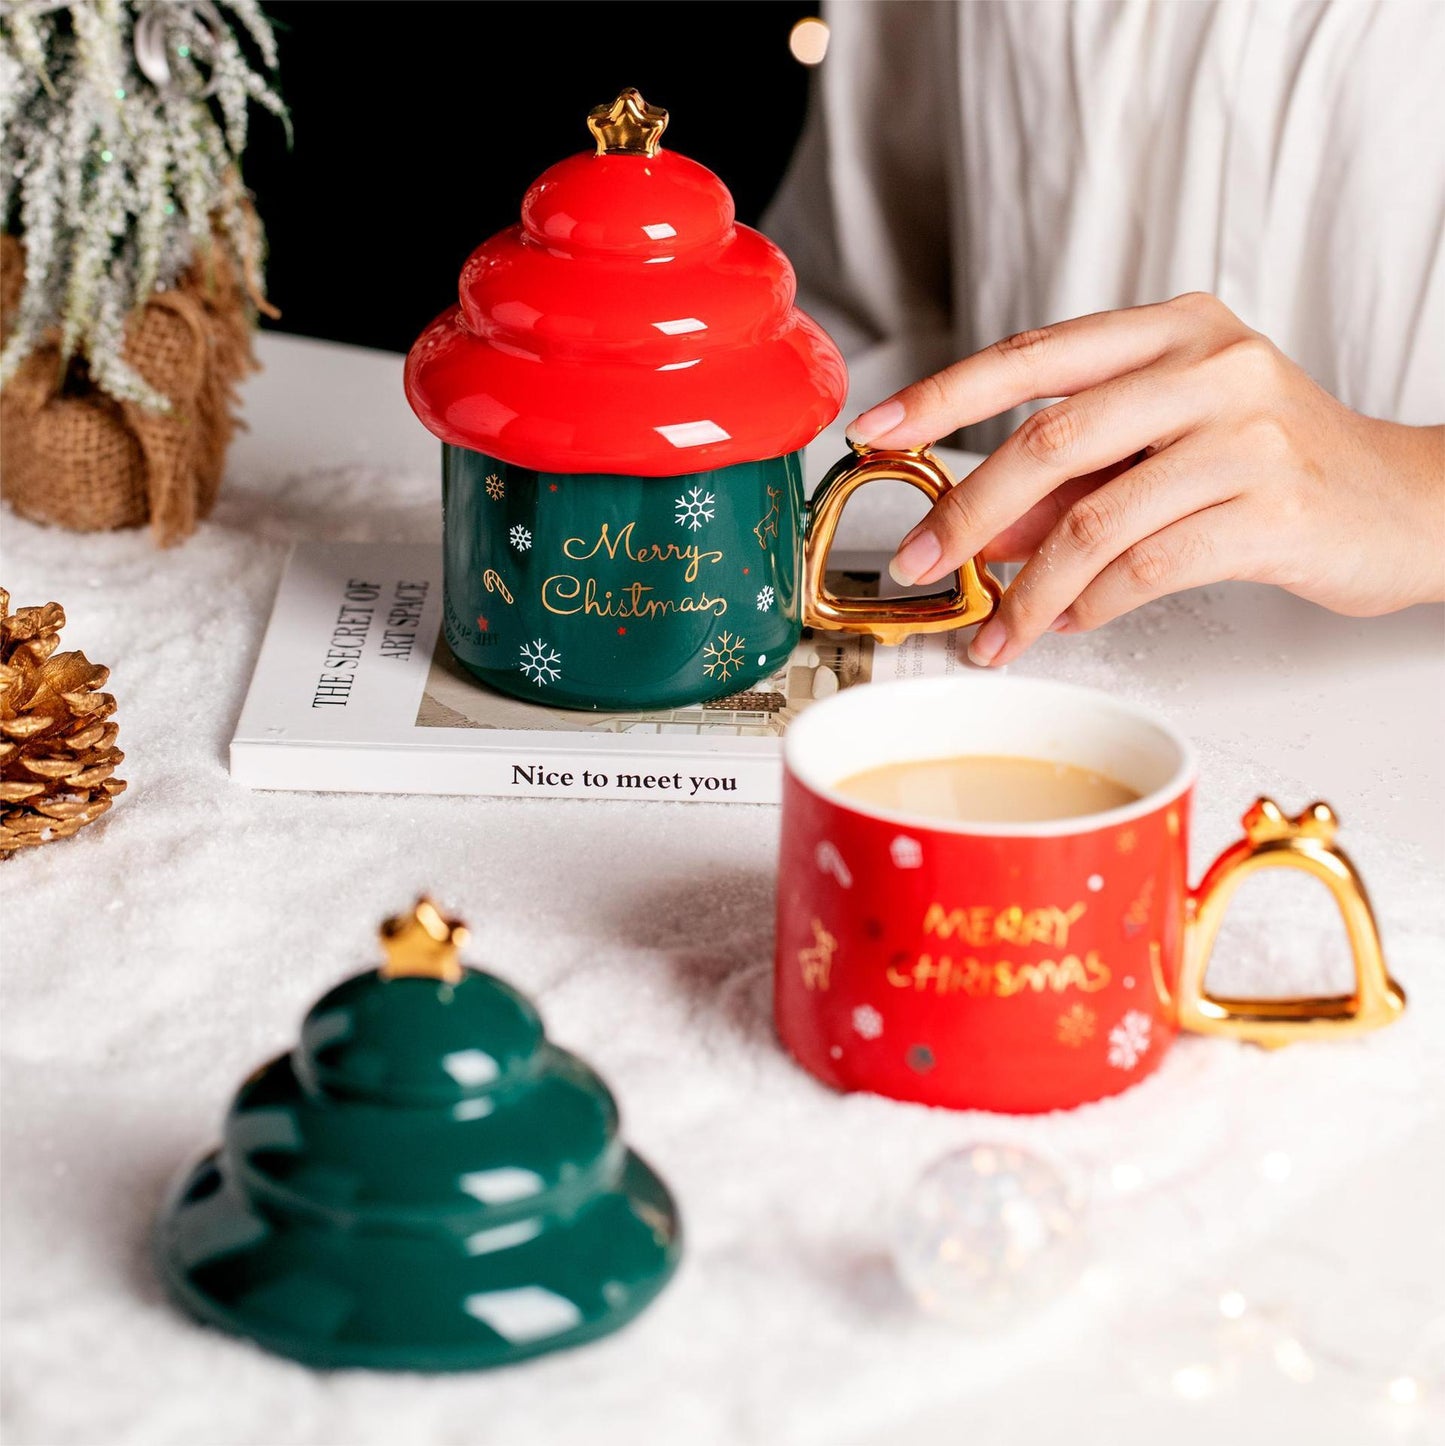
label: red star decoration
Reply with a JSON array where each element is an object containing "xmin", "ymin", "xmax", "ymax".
[
  {"xmin": 548, "ymin": 483, "xmax": 559, "ymax": 492},
  {"xmin": 617, "ymin": 626, "xmax": 627, "ymax": 635},
  {"xmin": 476, "ymin": 616, "xmax": 489, "ymax": 632}
]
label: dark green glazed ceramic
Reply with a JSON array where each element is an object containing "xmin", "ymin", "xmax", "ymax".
[
  {"xmin": 157, "ymin": 965, "xmax": 680, "ymax": 1371},
  {"xmin": 441, "ymin": 445, "xmax": 806, "ymax": 710}
]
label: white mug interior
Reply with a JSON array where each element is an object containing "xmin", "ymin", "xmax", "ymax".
[{"xmin": 784, "ymin": 676, "xmax": 1195, "ymax": 837}]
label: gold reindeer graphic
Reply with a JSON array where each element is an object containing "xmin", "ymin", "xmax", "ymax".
[
  {"xmin": 798, "ymin": 917, "xmax": 837, "ymax": 991},
  {"xmin": 753, "ymin": 486, "xmax": 781, "ymax": 550}
]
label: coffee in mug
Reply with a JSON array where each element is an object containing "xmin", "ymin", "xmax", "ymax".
[{"xmin": 836, "ymin": 756, "xmax": 1141, "ymax": 824}]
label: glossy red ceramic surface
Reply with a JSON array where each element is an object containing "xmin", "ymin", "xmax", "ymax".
[
  {"xmin": 775, "ymin": 771, "xmax": 1193, "ymax": 1114},
  {"xmin": 405, "ymin": 147, "xmax": 847, "ymax": 476}
]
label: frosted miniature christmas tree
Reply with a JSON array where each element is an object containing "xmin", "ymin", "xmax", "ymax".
[
  {"xmin": 2, "ymin": 1, "xmax": 286, "ymax": 407},
  {"xmin": 157, "ymin": 899, "xmax": 681, "ymax": 1371}
]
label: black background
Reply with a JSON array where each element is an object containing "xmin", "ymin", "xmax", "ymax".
[{"xmin": 244, "ymin": 1, "xmax": 817, "ymax": 354}]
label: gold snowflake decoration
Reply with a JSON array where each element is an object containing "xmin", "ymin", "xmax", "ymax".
[
  {"xmin": 1057, "ymin": 1004, "xmax": 1097, "ymax": 1048},
  {"xmin": 702, "ymin": 630, "xmax": 747, "ymax": 682},
  {"xmin": 485, "ymin": 473, "xmax": 504, "ymax": 501}
]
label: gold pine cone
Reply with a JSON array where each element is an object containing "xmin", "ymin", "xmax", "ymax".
[{"xmin": 0, "ymin": 588, "xmax": 126, "ymax": 855}]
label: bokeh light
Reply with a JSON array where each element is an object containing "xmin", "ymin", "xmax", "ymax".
[
  {"xmin": 1217, "ymin": 1290, "xmax": 1248, "ymax": 1320},
  {"xmin": 1386, "ymin": 1375, "xmax": 1421, "ymax": 1406},
  {"xmin": 789, "ymin": 18, "xmax": 830, "ymax": 66}
]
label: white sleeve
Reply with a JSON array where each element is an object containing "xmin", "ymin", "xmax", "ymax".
[
  {"xmin": 762, "ymin": 0, "xmax": 962, "ymax": 412},
  {"xmin": 1303, "ymin": 0, "xmax": 1445, "ymax": 425},
  {"xmin": 765, "ymin": 0, "xmax": 1445, "ymax": 434}
]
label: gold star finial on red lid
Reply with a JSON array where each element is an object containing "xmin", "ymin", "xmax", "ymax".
[
  {"xmin": 587, "ymin": 87, "xmax": 668, "ymax": 157},
  {"xmin": 379, "ymin": 898, "xmax": 469, "ymax": 983}
]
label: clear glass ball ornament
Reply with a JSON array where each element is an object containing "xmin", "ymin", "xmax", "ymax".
[{"xmin": 893, "ymin": 1143, "xmax": 1089, "ymax": 1328}]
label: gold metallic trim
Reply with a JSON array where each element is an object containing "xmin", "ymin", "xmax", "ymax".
[
  {"xmin": 587, "ymin": 88, "xmax": 668, "ymax": 157},
  {"xmin": 802, "ymin": 444, "xmax": 1001, "ymax": 645},
  {"xmin": 1177, "ymin": 799, "xmax": 1405, "ymax": 1047},
  {"xmin": 380, "ymin": 897, "xmax": 469, "ymax": 984}
]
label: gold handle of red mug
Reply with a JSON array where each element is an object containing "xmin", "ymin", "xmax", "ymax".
[
  {"xmin": 1176, "ymin": 797, "xmax": 1406, "ymax": 1047},
  {"xmin": 802, "ymin": 443, "xmax": 1001, "ymax": 644}
]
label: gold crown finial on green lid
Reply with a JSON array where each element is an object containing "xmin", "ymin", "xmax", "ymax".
[
  {"xmin": 587, "ymin": 87, "xmax": 668, "ymax": 157},
  {"xmin": 379, "ymin": 897, "xmax": 468, "ymax": 983}
]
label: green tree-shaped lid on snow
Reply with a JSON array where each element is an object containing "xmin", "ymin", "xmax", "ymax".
[{"xmin": 156, "ymin": 900, "xmax": 681, "ymax": 1372}]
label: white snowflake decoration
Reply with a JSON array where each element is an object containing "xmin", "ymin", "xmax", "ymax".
[
  {"xmin": 755, "ymin": 585, "xmax": 775, "ymax": 611},
  {"xmin": 701, "ymin": 630, "xmax": 747, "ymax": 682},
  {"xmin": 814, "ymin": 841, "xmax": 853, "ymax": 889},
  {"xmin": 890, "ymin": 835, "xmax": 923, "ymax": 869},
  {"xmin": 1107, "ymin": 1010, "xmax": 1153, "ymax": 1070},
  {"xmin": 485, "ymin": 473, "xmax": 505, "ymax": 500},
  {"xmin": 509, "ymin": 524, "xmax": 532, "ymax": 553},
  {"xmin": 518, "ymin": 639, "xmax": 561, "ymax": 687},
  {"xmin": 674, "ymin": 485, "xmax": 716, "ymax": 531},
  {"xmin": 852, "ymin": 1005, "xmax": 884, "ymax": 1040}
]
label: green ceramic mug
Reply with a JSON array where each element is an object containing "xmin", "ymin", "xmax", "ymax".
[{"xmin": 441, "ymin": 443, "xmax": 1002, "ymax": 711}]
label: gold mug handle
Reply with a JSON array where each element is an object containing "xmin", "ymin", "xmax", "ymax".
[
  {"xmin": 802, "ymin": 443, "xmax": 1001, "ymax": 644},
  {"xmin": 1176, "ymin": 798, "xmax": 1406, "ymax": 1047}
]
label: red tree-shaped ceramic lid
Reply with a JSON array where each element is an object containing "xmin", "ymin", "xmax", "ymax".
[{"xmin": 404, "ymin": 88, "xmax": 847, "ymax": 476}]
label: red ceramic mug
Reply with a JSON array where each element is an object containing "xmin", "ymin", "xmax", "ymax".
[{"xmin": 774, "ymin": 677, "xmax": 1405, "ymax": 1113}]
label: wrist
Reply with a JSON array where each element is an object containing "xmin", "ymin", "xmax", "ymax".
[{"xmin": 1374, "ymin": 421, "xmax": 1445, "ymax": 606}]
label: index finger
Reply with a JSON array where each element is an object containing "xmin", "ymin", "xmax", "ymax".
[{"xmin": 846, "ymin": 294, "xmax": 1218, "ymax": 449}]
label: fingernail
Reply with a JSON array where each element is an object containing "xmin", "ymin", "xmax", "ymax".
[
  {"xmin": 1049, "ymin": 614, "xmax": 1072, "ymax": 633},
  {"xmin": 845, "ymin": 398, "xmax": 906, "ymax": 445},
  {"xmin": 887, "ymin": 528, "xmax": 941, "ymax": 587},
  {"xmin": 968, "ymin": 617, "xmax": 1006, "ymax": 666}
]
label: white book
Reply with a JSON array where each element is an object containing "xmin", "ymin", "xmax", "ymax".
[{"xmin": 230, "ymin": 542, "xmax": 979, "ymax": 804}]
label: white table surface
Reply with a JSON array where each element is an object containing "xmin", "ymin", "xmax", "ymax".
[{"xmin": 2, "ymin": 333, "xmax": 1442, "ymax": 1446}]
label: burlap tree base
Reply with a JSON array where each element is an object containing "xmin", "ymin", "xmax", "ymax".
[{"xmin": 0, "ymin": 235, "xmax": 256, "ymax": 547}]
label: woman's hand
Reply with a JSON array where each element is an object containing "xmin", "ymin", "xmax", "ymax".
[{"xmin": 845, "ymin": 293, "xmax": 1445, "ymax": 667}]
